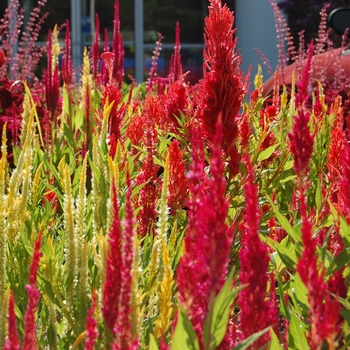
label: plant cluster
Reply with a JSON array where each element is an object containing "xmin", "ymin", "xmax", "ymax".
[{"xmin": 0, "ymin": 0, "xmax": 349, "ymax": 349}]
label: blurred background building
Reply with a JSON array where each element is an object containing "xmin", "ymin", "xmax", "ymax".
[{"xmin": 1, "ymin": 0, "xmax": 341, "ymax": 84}]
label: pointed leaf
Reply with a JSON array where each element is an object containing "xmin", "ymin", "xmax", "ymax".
[
  {"xmin": 257, "ymin": 144, "xmax": 278, "ymax": 162},
  {"xmin": 267, "ymin": 195, "xmax": 301, "ymax": 243},
  {"xmin": 269, "ymin": 329, "xmax": 283, "ymax": 349},
  {"xmin": 171, "ymin": 307, "xmax": 200, "ymax": 350},
  {"xmin": 232, "ymin": 326, "xmax": 271, "ymax": 350},
  {"xmin": 203, "ymin": 269, "xmax": 245, "ymax": 350},
  {"xmin": 149, "ymin": 334, "xmax": 159, "ymax": 350},
  {"xmin": 288, "ymin": 312, "xmax": 310, "ymax": 350}
]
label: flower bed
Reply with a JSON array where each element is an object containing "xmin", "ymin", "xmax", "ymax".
[{"xmin": 0, "ymin": 0, "xmax": 349, "ymax": 349}]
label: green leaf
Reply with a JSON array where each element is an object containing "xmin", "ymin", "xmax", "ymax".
[
  {"xmin": 269, "ymin": 329, "xmax": 283, "ymax": 349},
  {"xmin": 283, "ymin": 160, "xmax": 294, "ymax": 170},
  {"xmin": 274, "ymin": 237, "xmax": 298, "ymax": 270},
  {"xmin": 266, "ymin": 195, "xmax": 301, "ymax": 243},
  {"xmin": 171, "ymin": 306, "xmax": 200, "ymax": 350},
  {"xmin": 290, "ymin": 273, "xmax": 310, "ymax": 312},
  {"xmin": 340, "ymin": 307, "xmax": 350, "ymax": 324},
  {"xmin": 315, "ymin": 178, "xmax": 322, "ymax": 211},
  {"xmin": 277, "ymin": 276, "xmax": 291, "ymax": 320},
  {"xmin": 279, "ymin": 175, "xmax": 297, "ymax": 184},
  {"xmin": 328, "ymin": 247, "xmax": 350, "ymax": 275},
  {"xmin": 149, "ymin": 334, "xmax": 159, "ymax": 350},
  {"xmin": 288, "ymin": 312, "xmax": 310, "ymax": 350},
  {"xmin": 203, "ymin": 269, "xmax": 244, "ymax": 350},
  {"xmin": 63, "ymin": 122, "xmax": 75, "ymax": 147},
  {"xmin": 257, "ymin": 144, "xmax": 278, "ymax": 162},
  {"xmin": 232, "ymin": 326, "xmax": 271, "ymax": 350},
  {"xmin": 74, "ymin": 108, "xmax": 84, "ymax": 130}
]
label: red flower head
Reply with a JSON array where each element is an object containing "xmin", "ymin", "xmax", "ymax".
[
  {"xmin": 238, "ymin": 155, "xmax": 278, "ymax": 348},
  {"xmin": 0, "ymin": 50, "xmax": 6, "ymax": 67},
  {"xmin": 4, "ymin": 292, "xmax": 20, "ymax": 350},
  {"xmin": 177, "ymin": 117, "xmax": 232, "ymax": 348},
  {"xmin": 289, "ymin": 42, "xmax": 315, "ymax": 177},
  {"xmin": 198, "ymin": 0, "xmax": 249, "ymax": 151}
]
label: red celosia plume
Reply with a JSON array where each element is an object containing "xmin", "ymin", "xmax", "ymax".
[
  {"xmin": 198, "ymin": 0, "xmax": 249, "ymax": 159},
  {"xmin": 177, "ymin": 116, "xmax": 232, "ymax": 349},
  {"xmin": 238, "ymin": 155, "xmax": 278, "ymax": 349},
  {"xmin": 84, "ymin": 290, "xmax": 99, "ymax": 350},
  {"xmin": 102, "ymin": 180, "xmax": 122, "ymax": 333},
  {"xmin": 22, "ymin": 230, "xmax": 43, "ymax": 350},
  {"xmin": 4, "ymin": 292, "xmax": 20, "ymax": 350}
]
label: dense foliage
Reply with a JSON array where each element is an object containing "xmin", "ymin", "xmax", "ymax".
[{"xmin": 0, "ymin": 0, "xmax": 349, "ymax": 349}]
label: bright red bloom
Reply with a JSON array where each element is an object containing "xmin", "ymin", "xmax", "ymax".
[
  {"xmin": 198, "ymin": 0, "xmax": 248, "ymax": 152},
  {"xmin": 167, "ymin": 139, "xmax": 189, "ymax": 215},
  {"xmin": 238, "ymin": 155, "xmax": 278, "ymax": 349},
  {"xmin": 44, "ymin": 30, "xmax": 60, "ymax": 121},
  {"xmin": 338, "ymin": 141, "xmax": 350, "ymax": 221},
  {"xmin": 177, "ymin": 117, "xmax": 232, "ymax": 349},
  {"xmin": 168, "ymin": 22, "xmax": 182, "ymax": 83},
  {"xmin": 0, "ymin": 50, "xmax": 5, "ymax": 66},
  {"xmin": 162, "ymin": 79, "xmax": 190, "ymax": 134},
  {"xmin": 113, "ymin": 170, "xmax": 139, "ymax": 350},
  {"xmin": 289, "ymin": 42, "xmax": 314, "ymax": 176},
  {"xmin": 23, "ymin": 230, "xmax": 43, "ymax": 350},
  {"xmin": 112, "ymin": 0, "xmax": 124, "ymax": 88},
  {"xmin": 92, "ymin": 14, "xmax": 101, "ymax": 81},
  {"xmin": 84, "ymin": 290, "xmax": 99, "ymax": 350},
  {"xmin": 102, "ymin": 180, "xmax": 122, "ymax": 333},
  {"xmin": 134, "ymin": 97, "xmax": 162, "ymax": 237},
  {"xmin": 4, "ymin": 292, "xmax": 20, "ymax": 350},
  {"xmin": 62, "ymin": 20, "xmax": 73, "ymax": 86}
]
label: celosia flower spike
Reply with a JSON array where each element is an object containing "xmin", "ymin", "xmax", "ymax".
[
  {"xmin": 84, "ymin": 290, "xmax": 99, "ymax": 350},
  {"xmin": 177, "ymin": 116, "xmax": 233, "ymax": 348},
  {"xmin": 113, "ymin": 169, "xmax": 139, "ymax": 350},
  {"xmin": 62, "ymin": 20, "xmax": 73, "ymax": 86},
  {"xmin": 92, "ymin": 14, "xmax": 101, "ymax": 82},
  {"xmin": 112, "ymin": 0, "xmax": 124, "ymax": 88},
  {"xmin": 289, "ymin": 42, "xmax": 315, "ymax": 177},
  {"xmin": 4, "ymin": 292, "xmax": 20, "ymax": 350},
  {"xmin": 102, "ymin": 179, "xmax": 122, "ymax": 333},
  {"xmin": 23, "ymin": 230, "xmax": 43, "ymax": 350},
  {"xmin": 339, "ymin": 140, "xmax": 350, "ymax": 221},
  {"xmin": 169, "ymin": 22, "xmax": 182, "ymax": 83},
  {"xmin": 198, "ymin": 0, "xmax": 249, "ymax": 155},
  {"xmin": 238, "ymin": 155, "xmax": 278, "ymax": 348}
]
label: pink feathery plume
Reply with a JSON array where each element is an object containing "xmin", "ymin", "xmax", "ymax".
[
  {"xmin": 84, "ymin": 290, "xmax": 99, "ymax": 350},
  {"xmin": 147, "ymin": 33, "xmax": 164, "ymax": 92},
  {"xmin": 338, "ymin": 140, "xmax": 350, "ymax": 221},
  {"xmin": 238, "ymin": 155, "xmax": 278, "ymax": 349},
  {"xmin": 169, "ymin": 22, "xmax": 182, "ymax": 83},
  {"xmin": 289, "ymin": 41, "xmax": 314, "ymax": 177},
  {"xmin": 44, "ymin": 29, "xmax": 60, "ymax": 124},
  {"xmin": 102, "ymin": 180, "xmax": 122, "ymax": 333},
  {"xmin": 198, "ymin": 0, "xmax": 249, "ymax": 175},
  {"xmin": 113, "ymin": 169, "xmax": 138, "ymax": 350},
  {"xmin": 167, "ymin": 139, "xmax": 189, "ymax": 215},
  {"xmin": 4, "ymin": 292, "xmax": 20, "ymax": 350},
  {"xmin": 112, "ymin": 0, "xmax": 124, "ymax": 88},
  {"xmin": 92, "ymin": 14, "xmax": 101, "ymax": 82},
  {"xmin": 162, "ymin": 79, "xmax": 190, "ymax": 134},
  {"xmin": 22, "ymin": 230, "xmax": 43, "ymax": 350},
  {"xmin": 176, "ymin": 116, "xmax": 232, "ymax": 349},
  {"xmin": 62, "ymin": 20, "xmax": 73, "ymax": 86},
  {"xmin": 100, "ymin": 28, "xmax": 110, "ymax": 86},
  {"xmin": 134, "ymin": 97, "xmax": 161, "ymax": 237}
]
